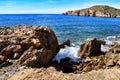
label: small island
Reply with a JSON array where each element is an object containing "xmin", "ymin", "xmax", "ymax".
[{"xmin": 63, "ymin": 5, "xmax": 120, "ymax": 18}]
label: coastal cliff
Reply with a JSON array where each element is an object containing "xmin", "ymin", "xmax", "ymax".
[{"xmin": 63, "ymin": 5, "xmax": 120, "ymax": 18}]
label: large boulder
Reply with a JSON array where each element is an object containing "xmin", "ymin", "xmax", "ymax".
[
  {"xmin": 78, "ymin": 38, "xmax": 101, "ymax": 57},
  {"xmin": 0, "ymin": 25, "xmax": 59, "ymax": 67}
]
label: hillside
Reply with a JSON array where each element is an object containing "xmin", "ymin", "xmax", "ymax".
[{"xmin": 63, "ymin": 5, "xmax": 120, "ymax": 18}]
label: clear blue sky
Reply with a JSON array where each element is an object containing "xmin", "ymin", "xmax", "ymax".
[{"xmin": 0, "ymin": 0, "xmax": 120, "ymax": 14}]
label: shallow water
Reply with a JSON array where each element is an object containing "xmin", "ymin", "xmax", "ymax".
[{"xmin": 0, "ymin": 14, "xmax": 120, "ymax": 62}]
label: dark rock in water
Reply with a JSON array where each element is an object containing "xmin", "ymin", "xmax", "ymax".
[
  {"xmin": 0, "ymin": 25, "xmax": 59, "ymax": 67},
  {"xmin": 59, "ymin": 40, "xmax": 70, "ymax": 48},
  {"xmin": 78, "ymin": 38, "xmax": 101, "ymax": 57},
  {"xmin": 98, "ymin": 40, "xmax": 106, "ymax": 45}
]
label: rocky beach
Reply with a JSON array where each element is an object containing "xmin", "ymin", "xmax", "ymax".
[{"xmin": 0, "ymin": 25, "xmax": 120, "ymax": 80}]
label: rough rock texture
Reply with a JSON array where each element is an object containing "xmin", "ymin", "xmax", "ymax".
[
  {"xmin": 8, "ymin": 67, "xmax": 120, "ymax": 80},
  {"xmin": 0, "ymin": 25, "xmax": 59, "ymax": 67},
  {"xmin": 63, "ymin": 5, "xmax": 120, "ymax": 18},
  {"xmin": 105, "ymin": 42, "xmax": 120, "ymax": 67},
  {"xmin": 78, "ymin": 38, "xmax": 101, "ymax": 57}
]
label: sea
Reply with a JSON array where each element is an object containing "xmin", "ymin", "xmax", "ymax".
[{"xmin": 0, "ymin": 14, "xmax": 120, "ymax": 62}]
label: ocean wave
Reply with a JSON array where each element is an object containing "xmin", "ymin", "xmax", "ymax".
[
  {"xmin": 53, "ymin": 35, "xmax": 120, "ymax": 63},
  {"xmin": 53, "ymin": 45, "xmax": 80, "ymax": 63}
]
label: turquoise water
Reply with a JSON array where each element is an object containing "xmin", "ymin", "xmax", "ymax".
[{"xmin": 0, "ymin": 14, "xmax": 120, "ymax": 61}]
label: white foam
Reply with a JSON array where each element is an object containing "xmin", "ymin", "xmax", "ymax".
[
  {"xmin": 101, "ymin": 35, "xmax": 120, "ymax": 52},
  {"xmin": 101, "ymin": 45, "xmax": 108, "ymax": 52},
  {"xmin": 53, "ymin": 35, "xmax": 120, "ymax": 63},
  {"xmin": 53, "ymin": 46, "xmax": 80, "ymax": 63}
]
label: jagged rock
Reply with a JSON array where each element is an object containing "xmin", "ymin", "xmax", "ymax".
[
  {"xmin": 17, "ymin": 47, "xmax": 54, "ymax": 67},
  {"xmin": 59, "ymin": 40, "xmax": 70, "ymax": 48},
  {"xmin": 0, "ymin": 25, "xmax": 59, "ymax": 67},
  {"xmin": 0, "ymin": 45, "xmax": 22, "ymax": 58},
  {"xmin": 78, "ymin": 38, "xmax": 101, "ymax": 57},
  {"xmin": 105, "ymin": 42, "xmax": 120, "ymax": 67},
  {"xmin": 63, "ymin": 5, "xmax": 120, "ymax": 18}
]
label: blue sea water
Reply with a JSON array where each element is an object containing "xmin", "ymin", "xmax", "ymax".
[
  {"xmin": 0, "ymin": 14, "xmax": 120, "ymax": 61},
  {"xmin": 0, "ymin": 14, "xmax": 120, "ymax": 45}
]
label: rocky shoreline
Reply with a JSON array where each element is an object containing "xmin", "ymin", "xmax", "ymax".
[
  {"xmin": 0, "ymin": 25, "xmax": 120, "ymax": 80},
  {"xmin": 63, "ymin": 5, "xmax": 120, "ymax": 18}
]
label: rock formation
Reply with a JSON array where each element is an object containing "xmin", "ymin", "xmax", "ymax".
[
  {"xmin": 63, "ymin": 5, "xmax": 120, "ymax": 18},
  {"xmin": 105, "ymin": 42, "xmax": 120, "ymax": 67},
  {"xmin": 0, "ymin": 25, "xmax": 59, "ymax": 67},
  {"xmin": 78, "ymin": 38, "xmax": 101, "ymax": 57}
]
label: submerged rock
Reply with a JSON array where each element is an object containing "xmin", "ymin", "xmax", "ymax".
[
  {"xmin": 78, "ymin": 38, "xmax": 101, "ymax": 57},
  {"xmin": 0, "ymin": 25, "xmax": 59, "ymax": 67}
]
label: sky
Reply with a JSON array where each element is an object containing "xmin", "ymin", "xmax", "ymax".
[{"xmin": 0, "ymin": 0, "xmax": 120, "ymax": 14}]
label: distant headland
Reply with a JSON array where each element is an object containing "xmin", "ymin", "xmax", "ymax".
[{"xmin": 63, "ymin": 5, "xmax": 120, "ymax": 18}]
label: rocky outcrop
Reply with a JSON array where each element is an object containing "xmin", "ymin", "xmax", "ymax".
[
  {"xmin": 63, "ymin": 5, "xmax": 120, "ymax": 18},
  {"xmin": 78, "ymin": 38, "xmax": 101, "ymax": 57},
  {"xmin": 105, "ymin": 42, "xmax": 120, "ymax": 67},
  {"xmin": 0, "ymin": 25, "xmax": 59, "ymax": 67},
  {"xmin": 8, "ymin": 67, "xmax": 120, "ymax": 80}
]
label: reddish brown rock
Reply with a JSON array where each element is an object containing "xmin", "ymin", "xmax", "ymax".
[
  {"xmin": 0, "ymin": 45, "xmax": 22, "ymax": 57},
  {"xmin": 78, "ymin": 38, "xmax": 101, "ymax": 57},
  {"xmin": 0, "ymin": 26, "xmax": 59, "ymax": 67}
]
